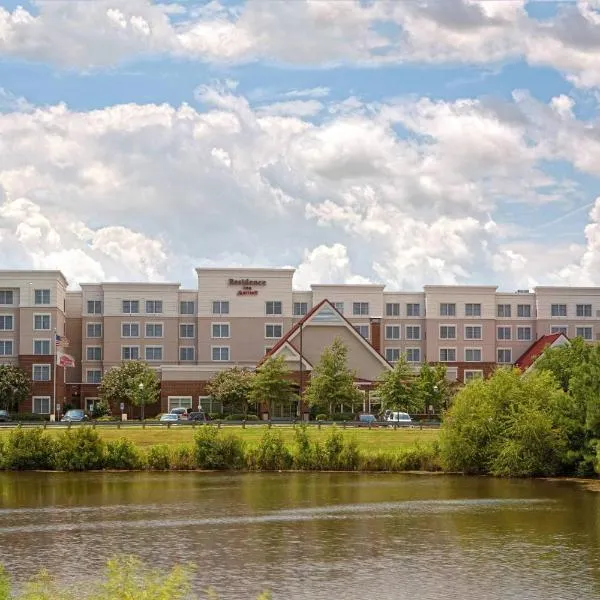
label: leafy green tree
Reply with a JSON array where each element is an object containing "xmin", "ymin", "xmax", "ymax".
[
  {"xmin": 440, "ymin": 368, "xmax": 570, "ymax": 476},
  {"xmin": 534, "ymin": 336, "xmax": 590, "ymax": 392},
  {"xmin": 305, "ymin": 338, "xmax": 363, "ymax": 415},
  {"xmin": 417, "ymin": 363, "xmax": 451, "ymax": 413},
  {"xmin": 0, "ymin": 364, "xmax": 30, "ymax": 412},
  {"xmin": 376, "ymin": 355, "xmax": 420, "ymax": 413},
  {"xmin": 207, "ymin": 366, "xmax": 255, "ymax": 416},
  {"xmin": 249, "ymin": 356, "xmax": 296, "ymax": 418},
  {"xmin": 98, "ymin": 361, "xmax": 159, "ymax": 418}
]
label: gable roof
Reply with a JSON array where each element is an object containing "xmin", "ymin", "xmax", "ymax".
[
  {"xmin": 271, "ymin": 341, "xmax": 313, "ymax": 371},
  {"xmin": 514, "ymin": 333, "xmax": 569, "ymax": 371},
  {"xmin": 261, "ymin": 299, "xmax": 392, "ymax": 373}
]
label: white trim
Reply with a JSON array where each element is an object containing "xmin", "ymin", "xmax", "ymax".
[
  {"xmin": 265, "ymin": 323, "xmax": 283, "ymax": 339},
  {"xmin": 168, "ymin": 396, "xmax": 193, "ymax": 411},
  {"xmin": 551, "ymin": 325, "xmax": 569, "ymax": 335},
  {"xmin": 384, "ymin": 324, "xmax": 401, "ymax": 340},
  {"xmin": 439, "ymin": 324, "xmax": 457, "ymax": 340},
  {"xmin": 384, "ymin": 347, "xmax": 400, "ymax": 362},
  {"xmin": 121, "ymin": 345, "xmax": 140, "ymax": 360},
  {"xmin": 121, "ymin": 321, "xmax": 140, "ymax": 338},
  {"xmin": 85, "ymin": 345, "xmax": 102, "ymax": 361},
  {"xmin": 179, "ymin": 322, "xmax": 195, "ymax": 338},
  {"xmin": 0, "ymin": 313, "xmax": 14, "ymax": 331},
  {"xmin": 211, "ymin": 322, "xmax": 231, "ymax": 339},
  {"xmin": 464, "ymin": 347, "xmax": 483, "ymax": 362},
  {"xmin": 516, "ymin": 326, "xmax": 532, "ymax": 341},
  {"xmin": 265, "ymin": 300, "xmax": 283, "ymax": 316},
  {"xmin": 464, "ymin": 324, "xmax": 482, "ymax": 340},
  {"xmin": 145, "ymin": 299, "xmax": 164, "ymax": 315},
  {"xmin": 179, "ymin": 346, "xmax": 195, "ymax": 361},
  {"xmin": 464, "ymin": 369, "xmax": 484, "ymax": 381},
  {"xmin": 516, "ymin": 303, "xmax": 532, "ymax": 318},
  {"xmin": 293, "ymin": 302, "xmax": 309, "ymax": 317},
  {"xmin": 497, "ymin": 348, "xmax": 512, "ymax": 364},
  {"xmin": 496, "ymin": 325, "xmax": 512, "ymax": 341},
  {"xmin": 33, "ymin": 288, "xmax": 51, "ymax": 306},
  {"xmin": 352, "ymin": 302, "xmax": 369, "ymax": 316},
  {"xmin": 439, "ymin": 303, "xmax": 456, "ymax": 317},
  {"xmin": 211, "ymin": 300, "xmax": 230, "ymax": 316},
  {"xmin": 32, "ymin": 363, "xmax": 51, "ymax": 381},
  {"xmin": 439, "ymin": 347, "xmax": 457, "ymax": 362},
  {"xmin": 575, "ymin": 325, "xmax": 593, "ymax": 340},
  {"xmin": 405, "ymin": 347, "xmax": 421, "ymax": 363},
  {"xmin": 550, "ymin": 303, "xmax": 568, "ymax": 318},
  {"xmin": 353, "ymin": 323, "xmax": 370, "ymax": 339},
  {"xmin": 33, "ymin": 338, "xmax": 51, "ymax": 355},
  {"xmin": 121, "ymin": 299, "xmax": 140, "ymax": 314},
  {"xmin": 144, "ymin": 345, "xmax": 164, "ymax": 361},
  {"xmin": 32, "ymin": 395, "xmax": 51, "ymax": 414},
  {"xmin": 33, "ymin": 312, "xmax": 51, "ymax": 331},
  {"xmin": 575, "ymin": 303, "xmax": 593, "ymax": 318},
  {"xmin": 384, "ymin": 302, "xmax": 401, "ymax": 318},
  {"xmin": 85, "ymin": 369, "xmax": 102, "ymax": 384},
  {"xmin": 268, "ymin": 341, "xmax": 312, "ymax": 371},
  {"xmin": 464, "ymin": 303, "xmax": 482, "ymax": 317},
  {"xmin": 405, "ymin": 325, "xmax": 421, "ymax": 340},
  {"xmin": 211, "ymin": 345, "xmax": 230, "ymax": 361},
  {"xmin": 144, "ymin": 321, "xmax": 164, "ymax": 338},
  {"xmin": 86, "ymin": 321, "xmax": 103, "ymax": 338},
  {"xmin": 0, "ymin": 339, "xmax": 14, "ymax": 356},
  {"xmin": 405, "ymin": 303, "xmax": 421, "ymax": 318}
]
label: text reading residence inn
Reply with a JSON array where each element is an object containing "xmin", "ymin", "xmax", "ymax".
[{"xmin": 0, "ymin": 267, "xmax": 594, "ymax": 417}]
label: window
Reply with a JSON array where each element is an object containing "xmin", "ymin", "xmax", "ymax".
[
  {"xmin": 439, "ymin": 348, "xmax": 456, "ymax": 362},
  {"xmin": 265, "ymin": 324, "xmax": 282, "ymax": 339},
  {"xmin": 517, "ymin": 304, "xmax": 531, "ymax": 318},
  {"xmin": 32, "ymin": 396, "xmax": 50, "ymax": 414},
  {"xmin": 551, "ymin": 326, "xmax": 568, "ymax": 335},
  {"xmin": 86, "ymin": 370, "xmax": 102, "ymax": 384},
  {"xmin": 212, "ymin": 346, "xmax": 230, "ymax": 361},
  {"xmin": 385, "ymin": 348, "xmax": 400, "ymax": 362},
  {"xmin": 0, "ymin": 291, "xmax": 13, "ymax": 304},
  {"xmin": 34, "ymin": 314, "xmax": 50, "ymax": 330},
  {"xmin": 497, "ymin": 349, "xmax": 512, "ymax": 364},
  {"xmin": 122, "ymin": 300, "xmax": 139, "ymax": 314},
  {"xmin": 87, "ymin": 347, "xmax": 102, "ymax": 361},
  {"xmin": 264, "ymin": 346, "xmax": 273, "ymax": 354},
  {"xmin": 121, "ymin": 323, "xmax": 139, "ymax": 337},
  {"xmin": 353, "ymin": 302, "xmax": 369, "ymax": 316},
  {"xmin": 497, "ymin": 304, "xmax": 511, "ymax": 318},
  {"xmin": 212, "ymin": 300, "xmax": 229, "ymax": 315},
  {"xmin": 0, "ymin": 341, "xmax": 13, "ymax": 356},
  {"xmin": 439, "ymin": 325, "xmax": 456, "ymax": 339},
  {"xmin": 212, "ymin": 323, "xmax": 230, "ymax": 338},
  {"xmin": 0, "ymin": 315, "xmax": 13, "ymax": 330},
  {"xmin": 517, "ymin": 327, "xmax": 532, "ymax": 341},
  {"xmin": 179, "ymin": 347, "xmax": 195, "ymax": 361},
  {"xmin": 145, "ymin": 346, "xmax": 163, "ymax": 361},
  {"xmin": 145, "ymin": 323, "xmax": 163, "ymax": 338},
  {"xmin": 576, "ymin": 304, "xmax": 592, "ymax": 317},
  {"xmin": 497, "ymin": 327, "xmax": 511, "ymax": 341},
  {"xmin": 465, "ymin": 325, "xmax": 482, "ymax": 340},
  {"xmin": 465, "ymin": 303, "xmax": 481, "ymax": 317},
  {"xmin": 293, "ymin": 302, "xmax": 308, "ymax": 316},
  {"xmin": 385, "ymin": 325, "xmax": 400, "ymax": 340},
  {"xmin": 551, "ymin": 304, "xmax": 567, "ymax": 317},
  {"xmin": 440, "ymin": 303, "xmax": 456, "ymax": 317},
  {"xmin": 145, "ymin": 300, "xmax": 163, "ymax": 314},
  {"xmin": 406, "ymin": 303, "xmax": 420, "ymax": 317},
  {"xmin": 576, "ymin": 327, "xmax": 593, "ymax": 340},
  {"xmin": 87, "ymin": 323, "xmax": 102, "ymax": 338},
  {"xmin": 464, "ymin": 370, "xmax": 484, "ymax": 382},
  {"xmin": 32, "ymin": 365, "xmax": 51, "ymax": 381},
  {"xmin": 405, "ymin": 325, "xmax": 421, "ymax": 340},
  {"xmin": 333, "ymin": 302, "xmax": 344, "ymax": 314},
  {"xmin": 465, "ymin": 348, "xmax": 482, "ymax": 362},
  {"xmin": 179, "ymin": 323, "xmax": 195, "ymax": 338},
  {"xmin": 87, "ymin": 300, "xmax": 102, "ymax": 314},
  {"xmin": 406, "ymin": 348, "xmax": 421, "ymax": 363},
  {"xmin": 180, "ymin": 301, "xmax": 195, "ymax": 315},
  {"xmin": 33, "ymin": 340, "xmax": 50, "ymax": 355},
  {"xmin": 265, "ymin": 301, "xmax": 282, "ymax": 315},
  {"xmin": 34, "ymin": 289, "xmax": 50, "ymax": 305},
  {"xmin": 354, "ymin": 324, "xmax": 369, "ymax": 338},
  {"xmin": 385, "ymin": 303, "xmax": 400, "ymax": 317},
  {"xmin": 168, "ymin": 396, "xmax": 193, "ymax": 411},
  {"xmin": 121, "ymin": 346, "xmax": 139, "ymax": 360}
]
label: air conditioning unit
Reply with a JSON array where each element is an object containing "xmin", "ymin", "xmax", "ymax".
[{"xmin": 516, "ymin": 289, "xmax": 530, "ymax": 294}]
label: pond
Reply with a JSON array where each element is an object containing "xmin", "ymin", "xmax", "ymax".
[{"xmin": 0, "ymin": 472, "xmax": 598, "ymax": 599}]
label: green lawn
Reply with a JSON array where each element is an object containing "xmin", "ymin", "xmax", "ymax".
[{"xmin": 0, "ymin": 424, "xmax": 439, "ymax": 451}]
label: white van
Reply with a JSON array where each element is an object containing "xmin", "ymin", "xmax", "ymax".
[{"xmin": 386, "ymin": 412, "xmax": 412, "ymax": 427}]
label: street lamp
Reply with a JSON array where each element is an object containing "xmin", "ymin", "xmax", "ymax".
[{"xmin": 138, "ymin": 382, "xmax": 145, "ymax": 421}]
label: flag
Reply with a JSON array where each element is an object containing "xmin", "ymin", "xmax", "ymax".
[
  {"xmin": 55, "ymin": 334, "xmax": 69, "ymax": 348},
  {"xmin": 57, "ymin": 352, "xmax": 76, "ymax": 368}
]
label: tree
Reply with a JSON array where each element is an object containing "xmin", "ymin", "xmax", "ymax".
[
  {"xmin": 98, "ymin": 361, "xmax": 159, "ymax": 418},
  {"xmin": 207, "ymin": 366, "xmax": 255, "ymax": 415},
  {"xmin": 305, "ymin": 338, "xmax": 363, "ymax": 416},
  {"xmin": 0, "ymin": 365, "xmax": 30, "ymax": 412},
  {"xmin": 534, "ymin": 336, "xmax": 591, "ymax": 392},
  {"xmin": 376, "ymin": 355, "xmax": 420, "ymax": 414},
  {"xmin": 417, "ymin": 363, "xmax": 452, "ymax": 413},
  {"xmin": 248, "ymin": 356, "xmax": 296, "ymax": 418}
]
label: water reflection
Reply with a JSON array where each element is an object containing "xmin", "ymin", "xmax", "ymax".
[{"xmin": 0, "ymin": 472, "xmax": 598, "ymax": 600}]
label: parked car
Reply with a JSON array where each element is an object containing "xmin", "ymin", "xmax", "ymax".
[
  {"xmin": 0, "ymin": 410, "xmax": 10, "ymax": 422},
  {"xmin": 357, "ymin": 414, "xmax": 377, "ymax": 426},
  {"xmin": 61, "ymin": 409, "xmax": 89, "ymax": 422},
  {"xmin": 386, "ymin": 412, "xmax": 413, "ymax": 427},
  {"xmin": 160, "ymin": 413, "xmax": 180, "ymax": 424},
  {"xmin": 169, "ymin": 407, "xmax": 188, "ymax": 419},
  {"xmin": 187, "ymin": 411, "xmax": 209, "ymax": 423}
]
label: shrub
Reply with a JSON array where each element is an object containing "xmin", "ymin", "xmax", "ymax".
[
  {"xmin": 224, "ymin": 413, "xmax": 259, "ymax": 421},
  {"xmin": 171, "ymin": 444, "xmax": 196, "ymax": 470},
  {"xmin": 105, "ymin": 438, "xmax": 144, "ymax": 470},
  {"xmin": 194, "ymin": 426, "xmax": 244, "ymax": 469},
  {"xmin": 293, "ymin": 425, "xmax": 315, "ymax": 469},
  {"xmin": 315, "ymin": 414, "xmax": 328, "ymax": 421},
  {"xmin": 247, "ymin": 429, "xmax": 292, "ymax": 470},
  {"xmin": 9, "ymin": 413, "xmax": 50, "ymax": 422},
  {"xmin": 146, "ymin": 444, "xmax": 171, "ymax": 470},
  {"xmin": 53, "ymin": 427, "xmax": 105, "ymax": 471},
  {"xmin": 1, "ymin": 427, "xmax": 55, "ymax": 470},
  {"xmin": 91, "ymin": 401, "xmax": 110, "ymax": 419},
  {"xmin": 330, "ymin": 412, "xmax": 354, "ymax": 422}
]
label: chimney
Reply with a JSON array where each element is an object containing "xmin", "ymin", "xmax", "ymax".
[{"xmin": 370, "ymin": 318, "xmax": 382, "ymax": 354}]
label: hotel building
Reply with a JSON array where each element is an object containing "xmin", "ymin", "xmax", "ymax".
[{"xmin": 0, "ymin": 268, "xmax": 597, "ymax": 416}]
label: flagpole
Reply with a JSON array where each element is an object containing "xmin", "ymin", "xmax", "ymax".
[{"xmin": 53, "ymin": 328, "xmax": 57, "ymax": 419}]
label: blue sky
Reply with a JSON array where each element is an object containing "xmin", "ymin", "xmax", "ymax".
[{"xmin": 0, "ymin": 0, "xmax": 599, "ymax": 290}]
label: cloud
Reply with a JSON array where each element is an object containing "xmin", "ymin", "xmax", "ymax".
[
  {"xmin": 0, "ymin": 1, "xmax": 599, "ymax": 88},
  {"xmin": 0, "ymin": 83, "xmax": 596, "ymax": 290}
]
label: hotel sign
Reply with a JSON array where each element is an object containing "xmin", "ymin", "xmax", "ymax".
[{"xmin": 228, "ymin": 278, "xmax": 267, "ymax": 296}]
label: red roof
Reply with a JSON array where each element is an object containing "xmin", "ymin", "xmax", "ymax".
[{"xmin": 514, "ymin": 333, "xmax": 563, "ymax": 370}]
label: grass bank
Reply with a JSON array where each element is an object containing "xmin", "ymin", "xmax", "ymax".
[{"xmin": 0, "ymin": 425, "xmax": 441, "ymax": 472}]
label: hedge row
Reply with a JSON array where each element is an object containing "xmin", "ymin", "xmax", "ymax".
[{"xmin": 0, "ymin": 426, "xmax": 441, "ymax": 472}]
